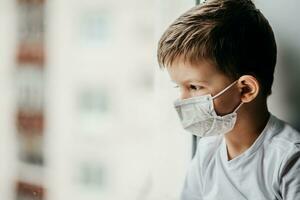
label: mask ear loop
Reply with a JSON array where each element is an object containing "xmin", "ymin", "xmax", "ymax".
[
  {"xmin": 211, "ymin": 80, "xmax": 243, "ymax": 113},
  {"xmin": 233, "ymin": 102, "xmax": 243, "ymax": 113},
  {"xmin": 212, "ymin": 80, "xmax": 238, "ymax": 100}
]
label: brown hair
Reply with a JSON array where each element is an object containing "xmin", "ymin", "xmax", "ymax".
[{"xmin": 157, "ymin": 0, "xmax": 277, "ymax": 96}]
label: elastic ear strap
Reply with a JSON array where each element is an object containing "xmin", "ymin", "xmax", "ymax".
[
  {"xmin": 234, "ymin": 102, "xmax": 244, "ymax": 113},
  {"xmin": 212, "ymin": 80, "xmax": 238, "ymax": 99}
]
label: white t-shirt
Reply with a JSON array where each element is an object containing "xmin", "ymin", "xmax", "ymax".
[{"xmin": 181, "ymin": 114, "xmax": 300, "ymax": 200}]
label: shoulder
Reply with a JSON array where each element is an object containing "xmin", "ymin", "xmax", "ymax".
[
  {"xmin": 268, "ymin": 115, "xmax": 300, "ymax": 153},
  {"xmin": 266, "ymin": 115, "xmax": 300, "ymax": 177}
]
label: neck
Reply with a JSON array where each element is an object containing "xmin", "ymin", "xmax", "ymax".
[{"xmin": 224, "ymin": 99, "xmax": 270, "ymax": 161}]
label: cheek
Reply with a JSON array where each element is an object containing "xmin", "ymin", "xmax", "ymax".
[
  {"xmin": 213, "ymin": 90, "xmax": 241, "ymax": 116},
  {"xmin": 191, "ymin": 89, "xmax": 211, "ymax": 97},
  {"xmin": 181, "ymin": 89, "xmax": 210, "ymax": 99}
]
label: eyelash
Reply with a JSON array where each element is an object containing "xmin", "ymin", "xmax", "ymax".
[{"xmin": 173, "ymin": 85, "xmax": 203, "ymax": 91}]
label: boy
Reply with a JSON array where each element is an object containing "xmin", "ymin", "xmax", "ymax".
[{"xmin": 157, "ymin": 0, "xmax": 300, "ymax": 199}]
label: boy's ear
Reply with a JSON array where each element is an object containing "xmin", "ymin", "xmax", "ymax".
[{"xmin": 237, "ymin": 75, "xmax": 260, "ymax": 103}]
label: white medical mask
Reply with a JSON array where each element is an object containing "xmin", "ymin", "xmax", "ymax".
[{"xmin": 174, "ymin": 81, "xmax": 243, "ymax": 137}]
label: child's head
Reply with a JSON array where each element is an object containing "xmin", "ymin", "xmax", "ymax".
[{"xmin": 157, "ymin": 0, "xmax": 277, "ymax": 109}]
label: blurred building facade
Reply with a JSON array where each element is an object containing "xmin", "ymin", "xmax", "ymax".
[{"xmin": 1, "ymin": 0, "xmax": 194, "ymax": 200}]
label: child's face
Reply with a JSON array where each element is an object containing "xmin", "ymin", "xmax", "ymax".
[{"xmin": 167, "ymin": 59, "xmax": 242, "ymax": 116}]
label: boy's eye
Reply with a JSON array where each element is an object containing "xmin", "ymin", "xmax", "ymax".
[{"xmin": 189, "ymin": 84, "xmax": 203, "ymax": 91}]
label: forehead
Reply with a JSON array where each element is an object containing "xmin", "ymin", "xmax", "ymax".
[{"xmin": 166, "ymin": 59, "xmax": 221, "ymax": 83}]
